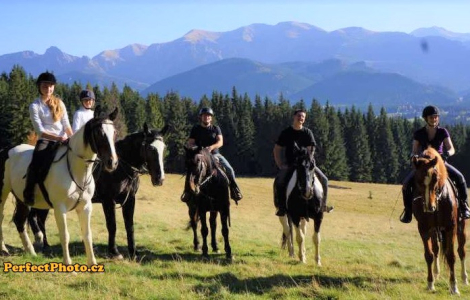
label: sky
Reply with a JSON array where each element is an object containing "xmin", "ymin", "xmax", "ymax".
[{"xmin": 1, "ymin": 0, "xmax": 469, "ymax": 58}]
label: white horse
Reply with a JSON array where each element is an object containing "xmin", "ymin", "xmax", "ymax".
[{"xmin": 0, "ymin": 108, "xmax": 118, "ymax": 266}]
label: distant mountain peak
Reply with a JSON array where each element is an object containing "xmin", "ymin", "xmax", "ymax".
[
  {"xmin": 44, "ymin": 46, "xmax": 63, "ymax": 55},
  {"xmin": 410, "ymin": 27, "xmax": 470, "ymax": 42},
  {"xmin": 183, "ymin": 30, "xmax": 221, "ymax": 43}
]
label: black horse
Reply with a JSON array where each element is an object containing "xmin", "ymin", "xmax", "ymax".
[
  {"xmin": 29, "ymin": 123, "xmax": 168, "ymax": 259},
  {"xmin": 278, "ymin": 144, "xmax": 325, "ymax": 264},
  {"xmin": 184, "ymin": 145, "xmax": 232, "ymax": 260}
]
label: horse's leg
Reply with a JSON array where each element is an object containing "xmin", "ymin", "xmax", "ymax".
[
  {"xmin": 102, "ymin": 201, "xmax": 122, "ymax": 259},
  {"xmin": 53, "ymin": 206, "xmax": 72, "ymax": 265},
  {"xmin": 122, "ymin": 196, "xmax": 136, "ymax": 259},
  {"xmin": 419, "ymin": 228, "xmax": 436, "ymax": 292},
  {"xmin": 29, "ymin": 208, "xmax": 50, "ymax": 252},
  {"xmin": 13, "ymin": 199, "xmax": 36, "ymax": 256},
  {"xmin": 457, "ymin": 219, "xmax": 468, "ymax": 285},
  {"xmin": 444, "ymin": 230, "xmax": 459, "ymax": 295},
  {"xmin": 431, "ymin": 234, "xmax": 440, "ymax": 280},
  {"xmin": 296, "ymin": 218, "xmax": 307, "ymax": 263},
  {"xmin": 0, "ymin": 195, "xmax": 8, "ymax": 255},
  {"xmin": 200, "ymin": 211, "xmax": 209, "ymax": 258},
  {"xmin": 209, "ymin": 211, "xmax": 219, "ymax": 253},
  {"xmin": 313, "ymin": 214, "xmax": 324, "ymax": 267},
  {"xmin": 188, "ymin": 204, "xmax": 199, "ymax": 251},
  {"xmin": 220, "ymin": 211, "xmax": 231, "ymax": 260},
  {"xmin": 76, "ymin": 202, "xmax": 97, "ymax": 266},
  {"xmin": 279, "ymin": 215, "xmax": 294, "ymax": 258}
]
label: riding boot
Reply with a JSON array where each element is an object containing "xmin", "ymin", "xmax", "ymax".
[
  {"xmin": 459, "ymin": 198, "xmax": 470, "ymax": 219},
  {"xmin": 229, "ymin": 181, "xmax": 243, "ymax": 201},
  {"xmin": 400, "ymin": 183, "xmax": 413, "ymax": 223},
  {"xmin": 23, "ymin": 169, "xmax": 37, "ymax": 206}
]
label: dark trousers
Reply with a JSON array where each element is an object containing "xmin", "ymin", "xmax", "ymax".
[
  {"xmin": 24, "ymin": 140, "xmax": 60, "ymax": 202},
  {"xmin": 274, "ymin": 166, "xmax": 328, "ymax": 209}
]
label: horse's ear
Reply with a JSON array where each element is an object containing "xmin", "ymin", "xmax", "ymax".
[
  {"xmin": 160, "ymin": 125, "xmax": 169, "ymax": 136},
  {"xmin": 143, "ymin": 122, "xmax": 150, "ymax": 135},
  {"xmin": 109, "ymin": 107, "xmax": 118, "ymax": 121},
  {"xmin": 94, "ymin": 105, "xmax": 102, "ymax": 118}
]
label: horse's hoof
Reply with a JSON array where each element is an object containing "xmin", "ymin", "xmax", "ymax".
[{"xmin": 110, "ymin": 253, "xmax": 124, "ymax": 260}]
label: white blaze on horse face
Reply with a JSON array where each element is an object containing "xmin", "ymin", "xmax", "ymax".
[
  {"xmin": 286, "ymin": 171, "xmax": 298, "ymax": 208},
  {"xmin": 424, "ymin": 173, "xmax": 432, "ymax": 212},
  {"xmin": 150, "ymin": 139, "xmax": 165, "ymax": 180},
  {"xmin": 102, "ymin": 122, "xmax": 118, "ymax": 168}
]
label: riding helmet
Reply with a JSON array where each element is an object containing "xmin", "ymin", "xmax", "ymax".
[
  {"xmin": 422, "ymin": 105, "xmax": 440, "ymax": 119},
  {"xmin": 79, "ymin": 89, "xmax": 95, "ymax": 101},
  {"xmin": 199, "ymin": 107, "xmax": 214, "ymax": 116},
  {"xmin": 36, "ymin": 72, "xmax": 57, "ymax": 86}
]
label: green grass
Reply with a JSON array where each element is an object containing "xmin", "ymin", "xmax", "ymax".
[{"xmin": 1, "ymin": 175, "xmax": 468, "ymax": 299}]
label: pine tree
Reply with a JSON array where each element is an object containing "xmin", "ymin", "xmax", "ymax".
[
  {"xmin": 101, "ymin": 83, "xmax": 127, "ymax": 138},
  {"xmin": 344, "ymin": 107, "xmax": 372, "ymax": 182},
  {"xmin": 163, "ymin": 92, "xmax": 190, "ymax": 173},
  {"xmin": 308, "ymin": 100, "xmax": 328, "ymax": 169},
  {"xmin": 322, "ymin": 104, "xmax": 349, "ymax": 180},
  {"xmin": 145, "ymin": 93, "xmax": 164, "ymax": 130},
  {"xmin": 372, "ymin": 107, "xmax": 399, "ymax": 183},
  {"xmin": 8, "ymin": 66, "xmax": 36, "ymax": 145},
  {"xmin": 120, "ymin": 85, "xmax": 145, "ymax": 133}
]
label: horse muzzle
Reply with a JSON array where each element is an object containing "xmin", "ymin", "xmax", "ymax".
[
  {"xmin": 103, "ymin": 156, "xmax": 118, "ymax": 172},
  {"xmin": 151, "ymin": 175, "xmax": 164, "ymax": 186}
]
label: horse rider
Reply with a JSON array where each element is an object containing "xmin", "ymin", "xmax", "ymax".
[
  {"xmin": 181, "ymin": 107, "xmax": 243, "ymax": 202},
  {"xmin": 400, "ymin": 105, "xmax": 470, "ymax": 223},
  {"xmin": 72, "ymin": 89, "xmax": 95, "ymax": 133},
  {"xmin": 273, "ymin": 108, "xmax": 332, "ymax": 216},
  {"xmin": 24, "ymin": 72, "xmax": 73, "ymax": 206}
]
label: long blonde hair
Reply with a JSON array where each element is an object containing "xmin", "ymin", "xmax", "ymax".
[{"xmin": 46, "ymin": 95, "xmax": 64, "ymax": 122}]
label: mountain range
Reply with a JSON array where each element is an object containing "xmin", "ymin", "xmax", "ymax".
[{"xmin": 1, "ymin": 22, "xmax": 469, "ymax": 108}]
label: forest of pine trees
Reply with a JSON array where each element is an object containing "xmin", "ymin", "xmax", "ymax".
[{"xmin": 2, "ymin": 65, "xmax": 470, "ymax": 185}]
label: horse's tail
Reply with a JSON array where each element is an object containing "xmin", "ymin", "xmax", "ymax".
[{"xmin": 0, "ymin": 146, "xmax": 13, "ymax": 202}]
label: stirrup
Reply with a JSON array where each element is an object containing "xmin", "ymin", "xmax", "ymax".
[{"xmin": 399, "ymin": 209, "xmax": 412, "ymax": 223}]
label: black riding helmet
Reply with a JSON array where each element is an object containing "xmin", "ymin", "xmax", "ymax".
[
  {"xmin": 422, "ymin": 105, "xmax": 440, "ymax": 119},
  {"xmin": 199, "ymin": 107, "xmax": 214, "ymax": 116},
  {"xmin": 36, "ymin": 72, "xmax": 57, "ymax": 86}
]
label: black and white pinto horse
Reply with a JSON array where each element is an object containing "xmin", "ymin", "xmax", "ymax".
[
  {"xmin": 29, "ymin": 123, "xmax": 168, "ymax": 260},
  {"xmin": 0, "ymin": 108, "xmax": 119, "ymax": 266},
  {"xmin": 184, "ymin": 146, "xmax": 232, "ymax": 260},
  {"xmin": 278, "ymin": 144, "xmax": 325, "ymax": 264}
]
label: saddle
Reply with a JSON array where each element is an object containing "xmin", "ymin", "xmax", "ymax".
[{"xmin": 211, "ymin": 155, "xmax": 230, "ymax": 185}]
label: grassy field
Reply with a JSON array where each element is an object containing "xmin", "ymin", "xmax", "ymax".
[{"xmin": 0, "ymin": 174, "xmax": 469, "ymax": 299}]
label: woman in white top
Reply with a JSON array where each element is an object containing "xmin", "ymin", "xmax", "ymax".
[
  {"xmin": 72, "ymin": 89, "xmax": 95, "ymax": 133},
  {"xmin": 24, "ymin": 72, "xmax": 73, "ymax": 205}
]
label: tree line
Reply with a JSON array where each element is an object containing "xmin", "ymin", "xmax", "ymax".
[{"xmin": 2, "ymin": 65, "xmax": 470, "ymax": 184}]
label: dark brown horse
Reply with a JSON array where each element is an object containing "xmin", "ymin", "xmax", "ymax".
[
  {"xmin": 184, "ymin": 146, "xmax": 232, "ymax": 260},
  {"xmin": 411, "ymin": 146, "xmax": 468, "ymax": 294}
]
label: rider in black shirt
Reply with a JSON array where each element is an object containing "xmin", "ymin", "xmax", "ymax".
[
  {"xmin": 181, "ymin": 107, "xmax": 243, "ymax": 202},
  {"xmin": 273, "ymin": 108, "xmax": 332, "ymax": 216}
]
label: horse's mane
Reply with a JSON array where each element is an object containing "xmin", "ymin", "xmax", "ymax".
[{"xmin": 421, "ymin": 146, "xmax": 448, "ymax": 188}]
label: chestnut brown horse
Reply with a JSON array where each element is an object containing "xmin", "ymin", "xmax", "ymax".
[{"xmin": 411, "ymin": 146, "xmax": 467, "ymax": 294}]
